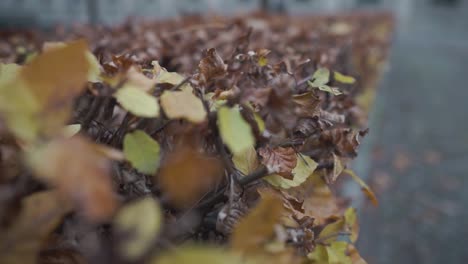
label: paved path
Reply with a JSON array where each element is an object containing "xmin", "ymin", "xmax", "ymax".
[{"xmin": 357, "ymin": 1, "xmax": 468, "ymax": 263}]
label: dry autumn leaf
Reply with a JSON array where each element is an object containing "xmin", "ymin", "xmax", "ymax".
[
  {"xmin": 157, "ymin": 145, "xmax": 223, "ymax": 207},
  {"xmin": 197, "ymin": 48, "xmax": 227, "ymax": 85},
  {"xmin": 258, "ymin": 146, "xmax": 297, "ymax": 179},
  {"xmin": 114, "ymin": 197, "xmax": 162, "ymax": 260},
  {"xmin": 160, "ymin": 88, "xmax": 207, "ymax": 123},
  {"xmin": 344, "ymin": 169, "xmax": 378, "ymax": 206},
  {"xmin": 27, "ymin": 136, "xmax": 117, "ymax": 222},
  {"xmin": 0, "ymin": 190, "xmax": 72, "ymax": 264},
  {"xmin": 231, "ymin": 190, "xmax": 283, "ymax": 256},
  {"xmin": 232, "ymin": 145, "xmax": 259, "ymax": 175},
  {"xmin": 265, "ymin": 154, "xmax": 317, "ymax": 189}
]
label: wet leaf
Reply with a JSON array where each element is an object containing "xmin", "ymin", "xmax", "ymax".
[
  {"xmin": 160, "ymin": 88, "xmax": 207, "ymax": 123},
  {"xmin": 344, "ymin": 169, "xmax": 378, "ymax": 206},
  {"xmin": 114, "ymin": 84, "xmax": 160, "ymax": 118},
  {"xmin": 334, "ymin": 71, "xmax": 356, "ymax": 84},
  {"xmin": 114, "ymin": 197, "xmax": 162, "ymax": 260},
  {"xmin": 0, "ymin": 190, "xmax": 72, "ymax": 264},
  {"xmin": 265, "ymin": 154, "xmax": 317, "ymax": 189},
  {"xmin": 123, "ymin": 130, "xmax": 161, "ymax": 175},
  {"xmin": 217, "ymin": 106, "xmax": 255, "ymax": 155},
  {"xmin": 27, "ymin": 136, "xmax": 117, "ymax": 222},
  {"xmin": 258, "ymin": 147, "xmax": 297, "ymax": 178},
  {"xmin": 232, "ymin": 145, "xmax": 259, "ymax": 175},
  {"xmin": 231, "ymin": 191, "xmax": 283, "ymax": 255},
  {"xmin": 158, "ymin": 145, "xmax": 223, "ymax": 207}
]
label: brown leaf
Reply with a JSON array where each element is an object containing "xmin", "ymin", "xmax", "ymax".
[
  {"xmin": 158, "ymin": 145, "xmax": 223, "ymax": 208},
  {"xmin": 20, "ymin": 40, "xmax": 89, "ymax": 136},
  {"xmin": 320, "ymin": 128, "xmax": 365, "ymax": 158},
  {"xmin": 286, "ymin": 173, "xmax": 343, "ymax": 225},
  {"xmin": 258, "ymin": 147, "xmax": 297, "ymax": 179},
  {"xmin": 231, "ymin": 190, "xmax": 284, "ymax": 256},
  {"xmin": 292, "ymin": 92, "xmax": 321, "ymax": 118},
  {"xmin": 196, "ymin": 48, "xmax": 227, "ymax": 85},
  {"xmin": 22, "ymin": 40, "xmax": 88, "ymax": 109},
  {"xmin": 0, "ymin": 191, "xmax": 72, "ymax": 264},
  {"xmin": 27, "ymin": 136, "xmax": 117, "ymax": 222}
]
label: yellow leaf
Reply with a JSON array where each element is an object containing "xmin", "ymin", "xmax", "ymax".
[
  {"xmin": 334, "ymin": 71, "xmax": 356, "ymax": 84},
  {"xmin": 231, "ymin": 191, "xmax": 283, "ymax": 256},
  {"xmin": 265, "ymin": 155, "xmax": 317, "ymax": 189},
  {"xmin": 123, "ymin": 130, "xmax": 160, "ymax": 174},
  {"xmin": 160, "ymin": 88, "xmax": 207, "ymax": 123},
  {"xmin": 307, "ymin": 244, "xmax": 328, "ymax": 263},
  {"xmin": 114, "ymin": 197, "xmax": 162, "ymax": 260},
  {"xmin": 217, "ymin": 106, "xmax": 255, "ymax": 155},
  {"xmin": 326, "ymin": 242, "xmax": 352, "ymax": 264},
  {"xmin": 153, "ymin": 246, "xmax": 246, "ymax": 264},
  {"xmin": 344, "ymin": 169, "xmax": 378, "ymax": 206},
  {"xmin": 62, "ymin": 124, "xmax": 81, "ymax": 138},
  {"xmin": 310, "ymin": 68, "xmax": 330, "ymax": 87},
  {"xmin": 345, "ymin": 207, "xmax": 359, "ymax": 243},
  {"xmin": 318, "ymin": 218, "xmax": 345, "ymax": 244},
  {"xmin": 0, "ymin": 190, "xmax": 72, "ymax": 264},
  {"xmin": 232, "ymin": 145, "xmax": 259, "ymax": 175},
  {"xmin": 114, "ymin": 84, "xmax": 160, "ymax": 118}
]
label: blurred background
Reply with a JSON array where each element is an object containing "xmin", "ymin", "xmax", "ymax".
[{"xmin": 1, "ymin": 0, "xmax": 467, "ymax": 263}]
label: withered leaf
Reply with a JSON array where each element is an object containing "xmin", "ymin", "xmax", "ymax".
[
  {"xmin": 292, "ymin": 91, "xmax": 321, "ymax": 117},
  {"xmin": 258, "ymin": 147, "xmax": 297, "ymax": 179},
  {"xmin": 231, "ymin": 190, "xmax": 283, "ymax": 256},
  {"xmin": 0, "ymin": 190, "xmax": 72, "ymax": 264},
  {"xmin": 197, "ymin": 48, "xmax": 227, "ymax": 85},
  {"xmin": 286, "ymin": 173, "xmax": 342, "ymax": 225},
  {"xmin": 158, "ymin": 145, "xmax": 223, "ymax": 208},
  {"xmin": 27, "ymin": 136, "xmax": 117, "ymax": 222},
  {"xmin": 265, "ymin": 154, "xmax": 317, "ymax": 189},
  {"xmin": 22, "ymin": 40, "xmax": 89, "ymax": 110}
]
